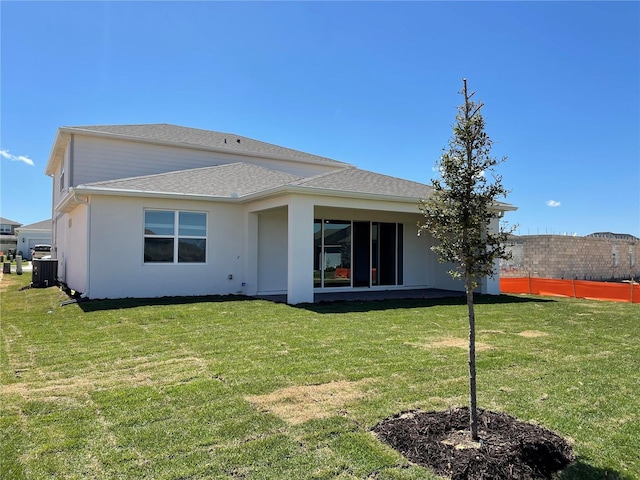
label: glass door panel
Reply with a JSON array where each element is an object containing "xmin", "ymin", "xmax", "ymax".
[
  {"xmin": 353, "ymin": 221, "xmax": 371, "ymax": 287},
  {"xmin": 379, "ymin": 222, "xmax": 397, "ymax": 286},
  {"xmin": 314, "ymin": 220, "xmax": 322, "ymax": 288},
  {"xmin": 371, "ymin": 222, "xmax": 379, "ymax": 286},
  {"xmin": 323, "ymin": 221, "xmax": 351, "ymax": 288}
]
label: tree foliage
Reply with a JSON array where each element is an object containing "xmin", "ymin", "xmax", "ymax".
[
  {"xmin": 419, "ymin": 79, "xmax": 513, "ymax": 285},
  {"xmin": 418, "ymin": 78, "xmax": 515, "ymax": 440}
]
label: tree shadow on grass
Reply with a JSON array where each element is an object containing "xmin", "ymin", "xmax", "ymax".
[
  {"xmin": 558, "ymin": 459, "xmax": 634, "ymax": 480},
  {"xmin": 296, "ymin": 294, "xmax": 555, "ymax": 314}
]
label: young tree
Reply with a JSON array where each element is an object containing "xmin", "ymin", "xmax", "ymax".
[{"xmin": 418, "ymin": 78, "xmax": 514, "ymax": 441}]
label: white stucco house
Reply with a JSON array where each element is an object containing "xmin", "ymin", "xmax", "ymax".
[
  {"xmin": 15, "ymin": 219, "xmax": 52, "ymax": 260},
  {"xmin": 45, "ymin": 124, "xmax": 514, "ymax": 304}
]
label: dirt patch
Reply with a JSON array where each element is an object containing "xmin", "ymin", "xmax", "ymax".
[
  {"xmin": 246, "ymin": 379, "xmax": 370, "ymax": 425},
  {"xmin": 0, "ymin": 271, "xmax": 16, "ymax": 291},
  {"xmin": 517, "ymin": 330, "xmax": 548, "ymax": 338},
  {"xmin": 373, "ymin": 407, "xmax": 574, "ymax": 480},
  {"xmin": 428, "ymin": 338, "xmax": 492, "ymax": 352},
  {"xmin": 0, "ymin": 356, "xmax": 209, "ymax": 401}
]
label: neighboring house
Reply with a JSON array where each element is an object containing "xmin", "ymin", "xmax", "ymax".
[
  {"xmin": 15, "ymin": 219, "xmax": 53, "ymax": 260},
  {"xmin": 45, "ymin": 124, "xmax": 515, "ymax": 304},
  {"xmin": 501, "ymin": 233, "xmax": 640, "ymax": 282},
  {"xmin": 0, "ymin": 216, "xmax": 22, "ymax": 255}
]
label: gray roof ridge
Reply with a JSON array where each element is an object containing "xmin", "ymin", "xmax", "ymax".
[
  {"xmin": 61, "ymin": 124, "xmax": 351, "ymax": 167},
  {"xmin": 293, "ymin": 165, "xmax": 431, "ymax": 189},
  {"xmin": 287, "ymin": 165, "xmax": 356, "ymax": 186},
  {"xmin": 64, "ymin": 123, "xmax": 236, "ymax": 138}
]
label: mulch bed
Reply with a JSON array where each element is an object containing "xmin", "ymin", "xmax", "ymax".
[{"xmin": 372, "ymin": 407, "xmax": 574, "ymax": 480}]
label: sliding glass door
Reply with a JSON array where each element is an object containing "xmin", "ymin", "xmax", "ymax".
[
  {"xmin": 314, "ymin": 219, "xmax": 403, "ymax": 289},
  {"xmin": 313, "ymin": 220, "xmax": 351, "ymax": 288},
  {"xmin": 375, "ymin": 222, "xmax": 403, "ymax": 286}
]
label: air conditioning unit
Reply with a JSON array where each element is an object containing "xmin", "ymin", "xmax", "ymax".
[{"xmin": 32, "ymin": 259, "xmax": 58, "ymax": 288}]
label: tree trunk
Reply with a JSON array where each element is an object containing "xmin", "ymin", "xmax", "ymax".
[{"xmin": 466, "ymin": 272, "xmax": 479, "ymax": 441}]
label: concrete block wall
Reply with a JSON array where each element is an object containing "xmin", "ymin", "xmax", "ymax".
[{"xmin": 500, "ymin": 235, "xmax": 640, "ymax": 281}]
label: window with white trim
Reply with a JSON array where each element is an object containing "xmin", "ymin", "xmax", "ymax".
[{"xmin": 144, "ymin": 210, "xmax": 207, "ymax": 263}]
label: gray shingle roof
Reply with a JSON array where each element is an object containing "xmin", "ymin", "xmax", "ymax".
[
  {"xmin": 0, "ymin": 217, "xmax": 22, "ymax": 226},
  {"xmin": 85, "ymin": 163, "xmax": 302, "ymax": 198},
  {"xmin": 63, "ymin": 124, "xmax": 349, "ymax": 167},
  {"xmin": 294, "ymin": 168, "xmax": 433, "ymax": 199},
  {"xmin": 82, "ymin": 162, "xmax": 434, "ymax": 202},
  {"xmin": 16, "ymin": 219, "xmax": 52, "ymax": 230}
]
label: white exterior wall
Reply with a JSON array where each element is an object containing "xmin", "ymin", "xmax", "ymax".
[
  {"xmin": 257, "ymin": 208, "xmax": 288, "ymax": 294},
  {"xmin": 85, "ymin": 196, "xmax": 245, "ymax": 299},
  {"xmin": 418, "ymin": 230, "xmax": 465, "ymax": 292},
  {"xmin": 64, "ymin": 206, "xmax": 89, "ymax": 294},
  {"xmin": 56, "ymin": 190, "xmax": 480, "ymax": 301},
  {"xmin": 72, "ymin": 135, "xmax": 340, "ymax": 186},
  {"xmin": 53, "ymin": 213, "xmax": 66, "ymax": 279}
]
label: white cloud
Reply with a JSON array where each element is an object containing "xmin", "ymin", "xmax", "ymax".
[
  {"xmin": 0, "ymin": 149, "xmax": 34, "ymax": 166},
  {"xmin": 546, "ymin": 200, "xmax": 561, "ymax": 207}
]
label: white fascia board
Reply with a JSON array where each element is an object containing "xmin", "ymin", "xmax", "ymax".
[
  {"xmin": 241, "ymin": 184, "xmax": 430, "ymax": 205},
  {"xmin": 45, "ymin": 131, "xmax": 71, "ymax": 176},
  {"xmin": 59, "ymin": 127, "xmax": 353, "ymax": 169},
  {"xmin": 490, "ymin": 202, "xmax": 518, "ymax": 212},
  {"xmin": 68, "ymin": 185, "xmax": 238, "ymax": 203}
]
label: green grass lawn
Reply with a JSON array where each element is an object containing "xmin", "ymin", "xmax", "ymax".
[{"xmin": 1, "ymin": 273, "xmax": 638, "ymax": 479}]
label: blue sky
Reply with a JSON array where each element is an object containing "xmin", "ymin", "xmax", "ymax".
[{"xmin": 1, "ymin": 1, "xmax": 639, "ymax": 237}]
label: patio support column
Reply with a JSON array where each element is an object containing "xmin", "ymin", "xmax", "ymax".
[{"xmin": 287, "ymin": 196, "xmax": 314, "ymax": 304}]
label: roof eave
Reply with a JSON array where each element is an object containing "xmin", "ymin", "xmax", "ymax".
[
  {"xmin": 60, "ymin": 184, "xmax": 516, "ymax": 213},
  {"xmin": 45, "ymin": 131, "xmax": 71, "ymax": 176}
]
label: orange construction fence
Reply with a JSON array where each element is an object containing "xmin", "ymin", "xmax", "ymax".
[{"xmin": 500, "ymin": 277, "xmax": 640, "ymax": 304}]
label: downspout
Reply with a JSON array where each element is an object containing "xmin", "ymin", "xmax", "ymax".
[{"xmin": 73, "ymin": 193, "xmax": 91, "ymax": 298}]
